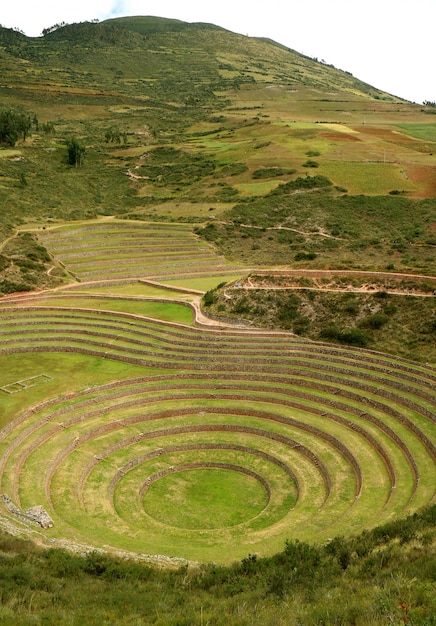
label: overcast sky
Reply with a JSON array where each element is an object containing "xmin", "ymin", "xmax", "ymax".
[{"xmin": 1, "ymin": 0, "xmax": 435, "ymax": 104}]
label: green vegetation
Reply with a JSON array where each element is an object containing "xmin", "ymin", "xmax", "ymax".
[
  {"xmin": 196, "ymin": 185, "xmax": 436, "ymax": 273},
  {"xmin": 1, "ymin": 290, "xmax": 434, "ymax": 561},
  {"xmin": 252, "ymin": 167, "xmax": 296, "ymax": 179},
  {"xmin": 0, "ymin": 232, "xmax": 68, "ymax": 295},
  {"xmin": 0, "ymin": 505, "xmax": 434, "ymax": 625},
  {"xmin": 143, "ymin": 468, "xmax": 268, "ymax": 529},
  {"xmin": 203, "ymin": 278, "xmax": 436, "ymax": 363},
  {"xmin": 0, "ymin": 17, "xmax": 434, "ymax": 240},
  {"xmin": 66, "ymin": 137, "xmax": 85, "ymax": 167},
  {"xmin": 0, "ymin": 109, "xmax": 33, "ymax": 146},
  {"xmin": 33, "ymin": 220, "xmax": 244, "ymax": 282},
  {"xmin": 303, "ymin": 159, "xmax": 319, "ymax": 168},
  {"xmin": 135, "ymin": 146, "xmax": 216, "ymax": 187},
  {"xmin": 397, "ymin": 123, "xmax": 436, "ymax": 142}
]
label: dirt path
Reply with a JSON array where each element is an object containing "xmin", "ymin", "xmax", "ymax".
[
  {"xmin": 239, "ymin": 284, "xmax": 435, "ymax": 297},
  {"xmin": 240, "ymin": 266, "xmax": 436, "ymax": 296},
  {"xmin": 0, "ymin": 231, "xmax": 18, "ymax": 253},
  {"xmin": 250, "ymin": 268, "xmax": 436, "ymax": 281},
  {"xmin": 1, "ymin": 269, "xmax": 435, "ymax": 328},
  {"xmin": 216, "ymin": 220, "xmax": 346, "ymax": 240}
]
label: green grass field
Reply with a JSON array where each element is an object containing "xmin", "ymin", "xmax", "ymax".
[{"xmin": 397, "ymin": 123, "xmax": 436, "ymax": 142}]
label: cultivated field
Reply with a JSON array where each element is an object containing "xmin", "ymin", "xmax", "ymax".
[{"xmin": 34, "ymin": 220, "xmax": 247, "ymax": 283}]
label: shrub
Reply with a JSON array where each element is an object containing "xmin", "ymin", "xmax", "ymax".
[
  {"xmin": 233, "ymin": 297, "xmax": 251, "ymax": 314},
  {"xmin": 293, "ymin": 317, "xmax": 310, "ymax": 334},
  {"xmin": 203, "ymin": 290, "xmax": 217, "ymax": 307},
  {"xmin": 344, "ymin": 301, "xmax": 359, "ymax": 315},
  {"xmin": 0, "ymin": 279, "xmax": 31, "ymax": 294},
  {"xmin": 216, "ymin": 162, "xmax": 248, "ymax": 177},
  {"xmin": 15, "ymin": 258, "xmax": 40, "ymax": 270},
  {"xmin": 320, "ymin": 325, "xmax": 369, "ymax": 347},
  {"xmin": 340, "ymin": 327, "xmax": 369, "ymax": 346},
  {"xmin": 320, "ymin": 325, "xmax": 341, "ymax": 341},
  {"xmin": 271, "ymin": 175, "xmax": 332, "ymax": 195},
  {"xmin": 253, "ymin": 141, "xmax": 271, "ymax": 149},
  {"xmin": 277, "ymin": 294, "xmax": 303, "ymax": 329},
  {"xmin": 0, "ymin": 254, "xmax": 10, "ymax": 271},
  {"xmin": 360, "ymin": 313, "xmax": 389, "ymax": 329},
  {"xmin": 200, "ymin": 223, "xmax": 218, "ymax": 242},
  {"xmin": 295, "ymin": 251, "xmax": 317, "ymax": 261},
  {"xmin": 383, "ymin": 303, "xmax": 397, "ymax": 315},
  {"xmin": 215, "ymin": 184, "xmax": 239, "ymax": 200},
  {"xmin": 252, "ymin": 167, "xmax": 295, "ymax": 179}
]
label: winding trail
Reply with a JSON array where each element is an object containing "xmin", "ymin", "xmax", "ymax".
[{"xmin": 0, "ymin": 231, "xmax": 18, "ymax": 253}]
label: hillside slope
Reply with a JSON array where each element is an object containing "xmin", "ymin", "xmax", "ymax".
[
  {"xmin": 0, "ymin": 16, "xmax": 435, "ymax": 337},
  {"xmin": 0, "ymin": 17, "xmax": 396, "ymax": 101}
]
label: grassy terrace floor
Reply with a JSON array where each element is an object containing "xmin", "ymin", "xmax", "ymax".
[
  {"xmin": 0, "ymin": 290, "xmax": 434, "ymax": 563},
  {"xmin": 34, "ymin": 220, "xmax": 248, "ymax": 282}
]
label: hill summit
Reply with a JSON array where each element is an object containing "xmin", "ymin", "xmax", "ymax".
[{"xmin": 0, "ymin": 15, "xmax": 398, "ymax": 101}]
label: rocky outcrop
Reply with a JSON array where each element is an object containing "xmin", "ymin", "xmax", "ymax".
[
  {"xmin": 24, "ymin": 505, "xmax": 54, "ymax": 529},
  {"xmin": 1, "ymin": 495, "xmax": 54, "ymax": 528}
]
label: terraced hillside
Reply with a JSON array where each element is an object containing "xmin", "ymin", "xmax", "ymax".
[
  {"xmin": 0, "ymin": 288, "xmax": 434, "ymax": 563},
  {"xmin": 34, "ymin": 220, "xmax": 246, "ymax": 283},
  {"xmin": 0, "ymin": 16, "xmax": 435, "ymax": 571}
]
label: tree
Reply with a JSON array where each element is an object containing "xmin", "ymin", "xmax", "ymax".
[
  {"xmin": 0, "ymin": 109, "xmax": 32, "ymax": 146},
  {"xmin": 42, "ymin": 22, "xmax": 66, "ymax": 36},
  {"xmin": 66, "ymin": 138, "xmax": 85, "ymax": 167}
]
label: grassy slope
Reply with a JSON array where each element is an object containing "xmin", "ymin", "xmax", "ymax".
[
  {"xmin": 196, "ymin": 181, "xmax": 436, "ymax": 273},
  {"xmin": 0, "ymin": 505, "xmax": 434, "ymax": 625},
  {"xmin": 204, "ymin": 282, "xmax": 436, "ymax": 364}
]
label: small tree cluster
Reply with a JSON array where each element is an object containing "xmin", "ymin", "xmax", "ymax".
[
  {"xmin": 0, "ymin": 109, "xmax": 33, "ymax": 146},
  {"xmin": 41, "ymin": 22, "xmax": 66, "ymax": 36},
  {"xmin": 104, "ymin": 128, "xmax": 127, "ymax": 144},
  {"xmin": 41, "ymin": 121, "xmax": 55, "ymax": 134},
  {"xmin": 66, "ymin": 137, "xmax": 85, "ymax": 167}
]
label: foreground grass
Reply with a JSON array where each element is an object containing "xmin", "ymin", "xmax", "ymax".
[{"xmin": 0, "ymin": 505, "xmax": 434, "ymax": 625}]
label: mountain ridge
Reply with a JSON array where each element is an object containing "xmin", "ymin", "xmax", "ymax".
[{"xmin": 0, "ymin": 16, "xmax": 401, "ymax": 101}]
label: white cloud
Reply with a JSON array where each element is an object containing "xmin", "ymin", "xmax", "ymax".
[{"xmin": 1, "ymin": 1, "xmax": 119, "ymax": 36}]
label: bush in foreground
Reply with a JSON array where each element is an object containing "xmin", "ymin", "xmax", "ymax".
[{"xmin": 0, "ymin": 506, "xmax": 433, "ymax": 624}]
